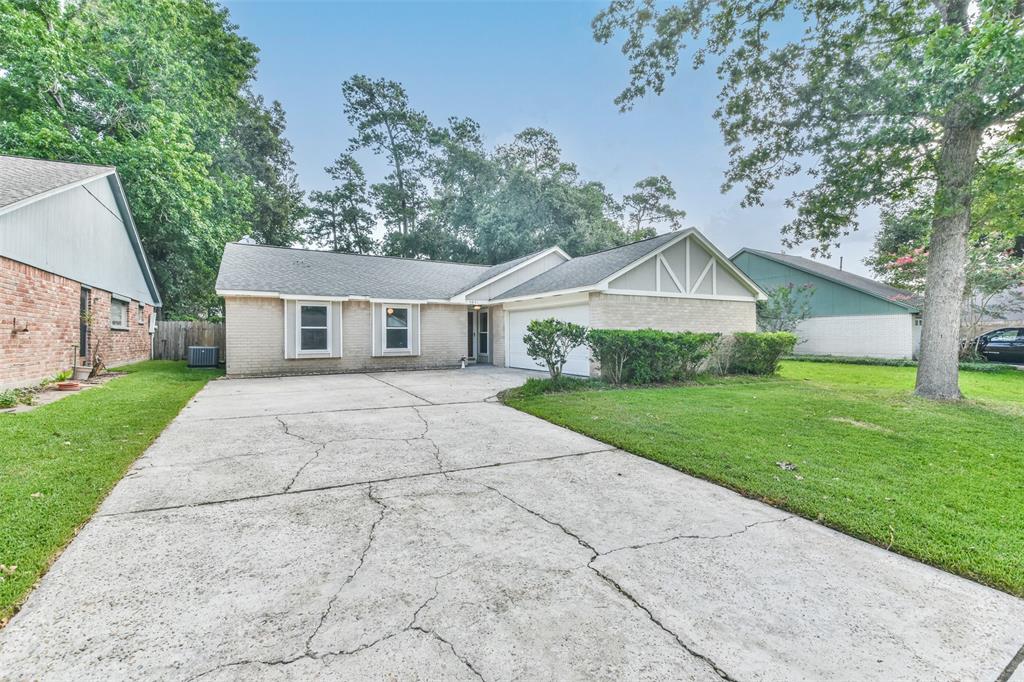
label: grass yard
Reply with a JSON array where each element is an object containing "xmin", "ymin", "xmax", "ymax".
[
  {"xmin": 505, "ymin": 360, "xmax": 1024, "ymax": 596},
  {"xmin": 0, "ymin": 361, "xmax": 220, "ymax": 623}
]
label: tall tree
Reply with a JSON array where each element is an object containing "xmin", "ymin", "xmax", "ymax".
[
  {"xmin": 0, "ymin": 0, "xmax": 302, "ymax": 317},
  {"xmin": 341, "ymin": 75, "xmax": 431, "ymax": 256},
  {"xmin": 305, "ymin": 154, "xmax": 376, "ymax": 254},
  {"xmin": 594, "ymin": 0, "xmax": 1024, "ymax": 399},
  {"xmin": 232, "ymin": 91, "xmax": 306, "ymax": 247},
  {"xmin": 414, "ymin": 117, "xmax": 495, "ymax": 262},
  {"xmin": 479, "ymin": 128, "xmax": 627, "ymax": 262},
  {"xmin": 621, "ymin": 175, "xmax": 686, "ymax": 240}
]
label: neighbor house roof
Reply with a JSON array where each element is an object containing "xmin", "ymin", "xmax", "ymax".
[
  {"xmin": 0, "ymin": 155, "xmax": 161, "ymax": 306},
  {"xmin": 491, "ymin": 232, "xmax": 688, "ymax": 301},
  {"xmin": 732, "ymin": 248, "xmax": 921, "ymax": 311},
  {"xmin": 216, "ymin": 242, "xmax": 493, "ymax": 300},
  {"xmin": 0, "ymin": 155, "xmax": 114, "ymax": 213}
]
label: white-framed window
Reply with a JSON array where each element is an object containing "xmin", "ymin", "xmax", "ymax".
[
  {"xmin": 384, "ymin": 305, "xmax": 410, "ymax": 350},
  {"xmin": 110, "ymin": 297, "xmax": 129, "ymax": 330},
  {"xmin": 297, "ymin": 303, "xmax": 330, "ymax": 353},
  {"xmin": 137, "ymin": 302, "xmax": 145, "ymax": 324}
]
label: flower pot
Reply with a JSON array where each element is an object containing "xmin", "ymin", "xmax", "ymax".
[
  {"xmin": 73, "ymin": 366, "xmax": 91, "ymax": 381},
  {"xmin": 57, "ymin": 381, "xmax": 81, "ymax": 391}
]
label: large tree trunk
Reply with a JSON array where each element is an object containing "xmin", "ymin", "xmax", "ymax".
[{"xmin": 914, "ymin": 122, "xmax": 983, "ymax": 400}]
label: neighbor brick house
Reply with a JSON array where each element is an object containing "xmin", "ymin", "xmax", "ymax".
[
  {"xmin": 215, "ymin": 229, "xmax": 765, "ymax": 378},
  {"xmin": 0, "ymin": 156, "xmax": 162, "ymax": 389}
]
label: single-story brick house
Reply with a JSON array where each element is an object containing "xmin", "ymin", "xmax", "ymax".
[
  {"xmin": 0, "ymin": 156, "xmax": 162, "ymax": 389},
  {"xmin": 215, "ymin": 228, "xmax": 766, "ymax": 377},
  {"xmin": 730, "ymin": 248, "xmax": 922, "ymax": 359}
]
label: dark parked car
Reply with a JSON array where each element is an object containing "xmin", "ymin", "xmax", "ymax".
[{"xmin": 973, "ymin": 328, "xmax": 1024, "ymax": 364}]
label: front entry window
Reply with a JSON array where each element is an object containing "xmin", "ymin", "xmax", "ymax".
[
  {"xmin": 385, "ymin": 306, "xmax": 409, "ymax": 350},
  {"xmin": 478, "ymin": 311, "xmax": 489, "ymax": 355},
  {"xmin": 467, "ymin": 311, "xmax": 475, "ymax": 358},
  {"xmin": 299, "ymin": 304, "xmax": 329, "ymax": 352}
]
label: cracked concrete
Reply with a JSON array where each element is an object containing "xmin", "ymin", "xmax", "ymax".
[{"xmin": 2, "ymin": 367, "xmax": 1023, "ymax": 681}]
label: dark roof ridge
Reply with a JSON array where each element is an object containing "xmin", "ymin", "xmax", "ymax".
[{"xmin": 226, "ymin": 241, "xmax": 491, "ymax": 269}]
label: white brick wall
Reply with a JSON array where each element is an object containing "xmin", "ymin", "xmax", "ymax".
[
  {"xmin": 794, "ymin": 314, "xmax": 914, "ymax": 359},
  {"xmin": 225, "ymin": 298, "xmax": 468, "ymax": 377},
  {"xmin": 588, "ymin": 293, "xmax": 756, "ymax": 333}
]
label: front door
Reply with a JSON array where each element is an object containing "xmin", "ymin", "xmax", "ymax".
[
  {"xmin": 467, "ymin": 308, "xmax": 490, "ymax": 364},
  {"xmin": 477, "ymin": 309, "xmax": 490, "ymax": 363}
]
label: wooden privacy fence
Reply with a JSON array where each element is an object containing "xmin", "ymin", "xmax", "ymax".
[{"xmin": 153, "ymin": 320, "xmax": 225, "ymax": 361}]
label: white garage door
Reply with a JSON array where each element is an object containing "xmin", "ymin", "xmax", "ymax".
[{"xmin": 507, "ymin": 303, "xmax": 591, "ymax": 376}]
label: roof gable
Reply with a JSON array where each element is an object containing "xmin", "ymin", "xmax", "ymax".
[
  {"xmin": 731, "ymin": 249, "xmax": 919, "ymax": 312},
  {"xmin": 0, "ymin": 158, "xmax": 161, "ymax": 306},
  {"xmin": 453, "ymin": 247, "xmax": 570, "ymax": 301},
  {"xmin": 0, "ymin": 156, "xmax": 114, "ymax": 214}
]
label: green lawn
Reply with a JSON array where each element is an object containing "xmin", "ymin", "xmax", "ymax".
[
  {"xmin": 505, "ymin": 361, "xmax": 1024, "ymax": 596},
  {"xmin": 0, "ymin": 361, "xmax": 220, "ymax": 623}
]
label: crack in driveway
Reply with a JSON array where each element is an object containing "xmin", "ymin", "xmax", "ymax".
[
  {"xmin": 97, "ymin": 448, "xmax": 613, "ymax": 518},
  {"xmin": 304, "ymin": 484, "xmax": 389, "ymax": 654},
  {"xmin": 475, "ymin": 480, "xmax": 742, "ymax": 682}
]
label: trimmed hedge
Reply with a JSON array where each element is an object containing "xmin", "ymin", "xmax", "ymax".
[
  {"xmin": 587, "ymin": 329, "xmax": 719, "ymax": 384},
  {"xmin": 730, "ymin": 332, "xmax": 798, "ymax": 375}
]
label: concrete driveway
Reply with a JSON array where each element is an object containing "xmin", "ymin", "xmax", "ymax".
[{"xmin": 1, "ymin": 368, "xmax": 1022, "ymax": 681}]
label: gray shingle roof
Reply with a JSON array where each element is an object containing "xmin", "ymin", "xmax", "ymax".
[
  {"xmin": 216, "ymin": 242, "xmax": 493, "ymax": 299},
  {"xmin": 0, "ymin": 155, "xmax": 114, "ymax": 210},
  {"xmin": 492, "ymin": 231, "xmax": 680, "ymax": 300},
  {"xmin": 737, "ymin": 249, "xmax": 921, "ymax": 310}
]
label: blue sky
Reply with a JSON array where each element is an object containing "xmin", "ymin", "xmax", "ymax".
[{"xmin": 223, "ymin": 0, "xmax": 878, "ymax": 275}]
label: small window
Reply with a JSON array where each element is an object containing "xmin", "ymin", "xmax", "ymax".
[
  {"xmin": 110, "ymin": 298, "xmax": 129, "ymax": 329},
  {"xmin": 385, "ymin": 306, "xmax": 409, "ymax": 350},
  {"xmin": 137, "ymin": 302, "xmax": 145, "ymax": 324},
  {"xmin": 988, "ymin": 329, "xmax": 1020, "ymax": 342},
  {"xmin": 299, "ymin": 304, "xmax": 329, "ymax": 352}
]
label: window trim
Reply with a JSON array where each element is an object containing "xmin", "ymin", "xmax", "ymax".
[
  {"xmin": 110, "ymin": 296, "xmax": 130, "ymax": 330},
  {"xmin": 383, "ymin": 304, "xmax": 411, "ymax": 351},
  {"xmin": 296, "ymin": 302, "xmax": 331, "ymax": 355}
]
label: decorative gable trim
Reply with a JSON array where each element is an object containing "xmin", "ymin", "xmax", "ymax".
[{"xmin": 601, "ymin": 229, "xmax": 766, "ymax": 300}]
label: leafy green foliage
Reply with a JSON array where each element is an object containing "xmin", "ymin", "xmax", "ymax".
[
  {"xmin": 0, "ymin": 0, "xmax": 303, "ymax": 316},
  {"xmin": 501, "ymin": 376, "xmax": 605, "ymax": 400},
  {"xmin": 334, "ymin": 76, "xmax": 688, "ymax": 263},
  {"xmin": 305, "ymin": 154, "xmax": 376, "ymax": 253},
  {"xmin": 0, "ymin": 360, "xmax": 220, "ymax": 622},
  {"xmin": 506, "ymin": 361, "xmax": 1024, "ymax": 595},
  {"xmin": 341, "ymin": 75, "xmax": 431, "ymax": 254},
  {"xmin": 587, "ymin": 328, "xmax": 719, "ymax": 384},
  {"xmin": 522, "ymin": 318, "xmax": 589, "ymax": 380},
  {"xmin": 757, "ymin": 283, "xmax": 815, "ymax": 333},
  {"xmin": 729, "ymin": 332, "xmax": 797, "ymax": 375},
  {"xmin": 621, "ymin": 175, "xmax": 686, "ymax": 240}
]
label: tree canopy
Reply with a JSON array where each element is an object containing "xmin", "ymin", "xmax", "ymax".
[
  {"xmin": 324, "ymin": 75, "xmax": 687, "ymax": 265},
  {"xmin": 0, "ymin": 0, "xmax": 304, "ymax": 317}
]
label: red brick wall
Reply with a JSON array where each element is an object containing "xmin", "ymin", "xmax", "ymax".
[{"xmin": 1, "ymin": 256, "xmax": 154, "ymax": 389}]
